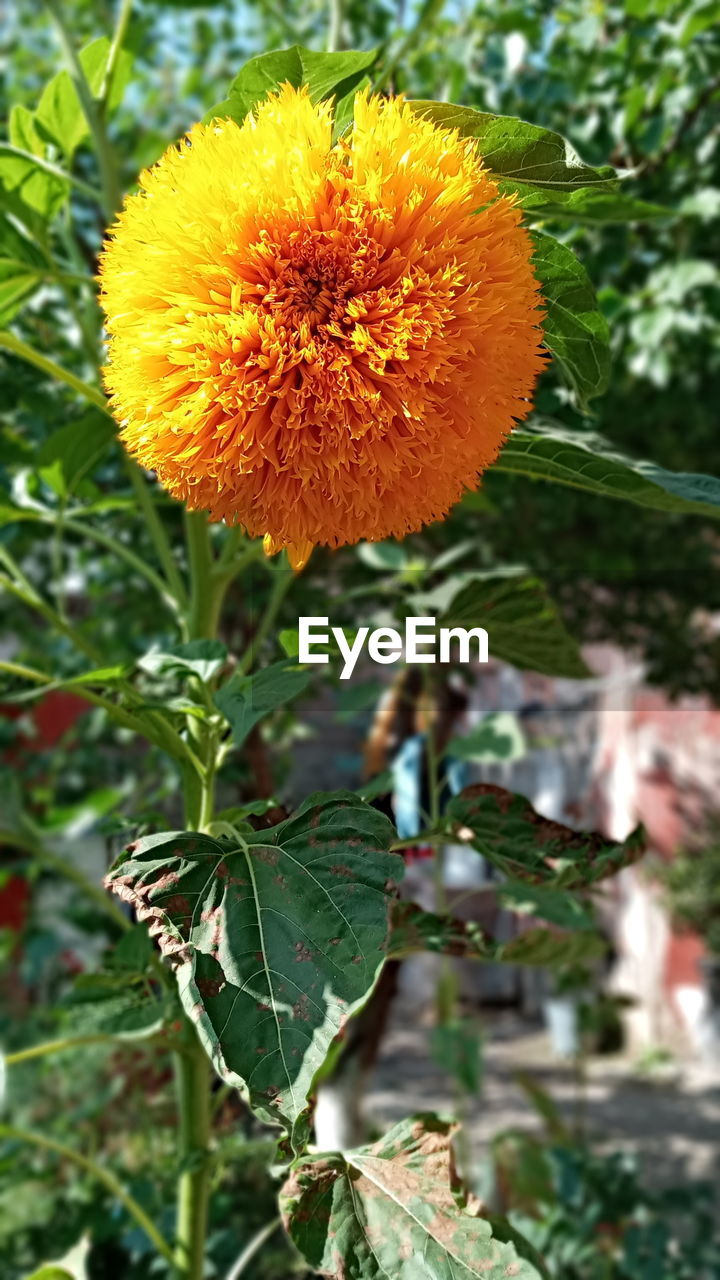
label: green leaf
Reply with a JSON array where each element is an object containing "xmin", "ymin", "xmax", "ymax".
[
  {"xmin": 446, "ymin": 783, "xmax": 645, "ymax": 887},
  {"xmin": 388, "ymin": 902, "xmax": 492, "ymax": 961},
  {"xmin": 281, "ymin": 1113, "xmax": 546, "ymax": 1279},
  {"xmin": 105, "ymin": 793, "xmax": 401, "ymax": 1144},
  {"xmin": 206, "ymin": 46, "xmax": 377, "ymax": 126},
  {"xmin": 214, "ymin": 659, "xmax": 310, "ymax": 748},
  {"xmin": 387, "ymin": 902, "xmax": 606, "ymax": 968},
  {"xmin": 410, "ymin": 101, "xmax": 616, "ymax": 192},
  {"xmin": 498, "ymin": 879, "xmax": 596, "ymax": 931},
  {"xmin": 499, "ymin": 927, "xmax": 607, "ymax": 967},
  {"xmin": 0, "ymin": 214, "xmax": 46, "ymax": 323},
  {"xmin": 2, "ymin": 106, "xmax": 68, "ymax": 224},
  {"xmin": 35, "ymin": 38, "xmax": 133, "ymax": 160},
  {"xmin": 446, "ymin": 711, "xmax": 526, "ymax": 764},
  {"xmin": 138, "ymin": 639, "xmax": 228, "ymax": 684},
  {"xmin": 514, "ymin": 185, "xmax": 671, "ymax": 225},
  {"xmin": 64, "ymin": 984, "xmax": 166, "ymax": 1038},
  {"xmin": 415, "ymin": 569, "xmax": 589, "ymax": 679},
  {"xmin": 37, "ymin": 411, "xmax": 117, "ymax": 498},
  {"xmin": 532, "ymin": 231, "xmax": 610, "ymax": 406},
  {"xmin": 493, "ymin": 419, "xmax": 720, "ymax": 520}
]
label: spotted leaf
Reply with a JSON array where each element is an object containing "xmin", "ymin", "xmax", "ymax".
[
  {"xmin": 105, "ymin": 792, "xmax": 401, "ymax": 1147},
  {"xmin": 281, "ymin": 1113, "xmax": 546, "ymax": 1278}
]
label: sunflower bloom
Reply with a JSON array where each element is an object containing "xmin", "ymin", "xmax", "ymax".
[{"xmin": 99, "ymin": 86, "xmax": 545, "ymax": 568}]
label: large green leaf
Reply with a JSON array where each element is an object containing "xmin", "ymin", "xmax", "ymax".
[
  {"xmin": 446, "ymin": 784, "xmax": 645, "ymax": 887},
  {"xmin": 412, "ymin": 102, "xmax": 667, "ymax": 226},
  {"xmin": 214, "ymin": 659, "xmax": 311, "ymax": 747},
  {"xmin": 106, "ymin": 793, "xmax": 401, "ymax": 1144},
  {"xmin": 281, "ymin": 1113, "xmax": 546, "ymax": 1279},
  {"xmin": 493, "ymin": 420, "xmax": 720, "ymax": 519},
  {"xmin": 531, "ymin": 231, "xmax": 610, "ymax": 406},
  {"xmin": 413, "ymin": 570, "xmax": 589, "ymax": 678},
  {"xmin": 410, "ymin": 101, "xmax": 616, "ymax": 193},
  {"xmin": 206, "ymin": 46, "xmax": 377, "ymax": 125}
]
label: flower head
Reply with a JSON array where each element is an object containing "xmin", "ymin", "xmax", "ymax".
[{"xmin": 99, "ymin": 86, "xmax": 545, "ymax": 568}]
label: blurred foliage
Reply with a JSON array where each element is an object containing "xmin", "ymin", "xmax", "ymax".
[{"xmin": 660, "ymin": 814, "xmax": 720, "ymax": 956}]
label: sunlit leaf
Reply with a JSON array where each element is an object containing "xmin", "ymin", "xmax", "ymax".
[
  {"xmin": 281, "ymin": 1113, "xmax": 546, "ymax": 1278},
  {"xmin": 106, "ymin": 793, "xmax": 401, "ymax": 1145},
  {"xmin": 35, "ymin": 38, "xmax": 133, "ymax": 160},
  {"xmin": 205, "ymin": 46, "xmax": 377, "ymax": 125},
  {"xmin": 138, "ymin": 640, "xmax": 228, "ymax": 684}
]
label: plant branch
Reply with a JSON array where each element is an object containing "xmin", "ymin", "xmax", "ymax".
[
  {"xmin": 225, "ymin": 1217, "xmax": 282, "ymax": 1280},
  {"xmin": 0, "ymin": 144, "xmax": 103, "ymax": 203},
  {"xmin": 0, "ymin": 329, "xmax": 108, "ymax": 412},
  {"xmin": 45, "ymin": 0, "xmax": 122, "ymax": 217},
  {"xmin": 0, "ymin": 1124, "xmax": 175, "ymax": 1266}
]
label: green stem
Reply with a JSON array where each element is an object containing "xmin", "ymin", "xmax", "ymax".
[
  {"xmin": 171, "ymin": 508, "xmax": 220, "ymax": 1280},
  {"xmin": 54, "ymin": 512, "xmax": 181, "ymax": 619},
  {"xmin": 173, "ymin": 1032, "xmax": 212, "ymax": 1280},
  {"xmin": 238, "ymin": 557, "xmax": 293, "ymax": 675},
  {"xmin": 99, "ymin": 0, "xmax": 133, "ymax": 106},
  {"xmin": 0, "ymin": 144, "xmax": 104, "ymax": 203},
  {"xmin": 0, "ymin": 1123, "xmax": 175, "ymax": 1266},
  {"xmin": 184, "ymin": 510, "xmax": 218, "ymax": 640},
  {"xmin": 0, "ymin": 328, "xmax": 108, "ymax": 412},
  {"xmin": 45, "ymin": 0, "xmax": 121, "ymax": 218},
  {"xmin": 327, "ymin": 0, "xmax": 344, "ymax": 52},
  {"xmin": 226, "ymin": 1217, "xmax": 282, "ymax": 1280},
  {"xmin": 127, "ymin": 461, "xmax": 188, "ymax": 611},
  {"xmin": 5, "ymin": 1035, "xmax": 124, "ymax": 1065}
]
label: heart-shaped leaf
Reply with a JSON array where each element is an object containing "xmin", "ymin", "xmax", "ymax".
[
  {"xmin": 281, "ymin": 1113, "xmax": 546, "ymax": 1278},
  {"xmin": 106, "ymin": 793, "xmax": 401, "ymax": 1145}
]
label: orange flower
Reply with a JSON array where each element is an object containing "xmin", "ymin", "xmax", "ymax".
[{"xmin": 99, "ymin": 86, "xmax": 545, "ymax": 569}]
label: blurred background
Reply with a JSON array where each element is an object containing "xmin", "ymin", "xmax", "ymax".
[{"xmin": 2, "ymin": 0, "xmax": 720, "ymax": 1276}]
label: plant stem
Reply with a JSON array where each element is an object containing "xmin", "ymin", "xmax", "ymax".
[
  {"xmin": 327, "ymin": 0, "xmax": 344, "ymax": 51},
  {"xmin": 172, "ymin": 509, "xmax": 219, "ymax": 1280},
  {"xmin": 185, "ymin": 510, "xmax": 218, "ymax": 640},
  {"xmin": 174, "ymin": 1030, "xmax": 212, "ymax": 1280},
  {"xmin": 127, "ymin": 461, "xmax": 188, "ymax": 611},
  {"xmin": 238, "ymin": 557, "xmax": 293, "ymax": 675},
  {"xmin": 5, "ymin": 1035, "xmax": 123, "ymax": 1065},
  {"xmin": 0, "ymin": 329, "xmax": 108, "ymax": 412},
  {"xmin": 0, "ymin": 1123, "xmax": 175, "ymax": 1266},
  {"xmin": 45, "ymin": 0, "xmax": 122, "ymax": 218},
  {"xmin": 225, "ymin": 1217, "xmax": 282, "ymax": 1280},
  {"xmin": 0, "ymin": 144, "xmax": 103, "ymax": 203}
]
